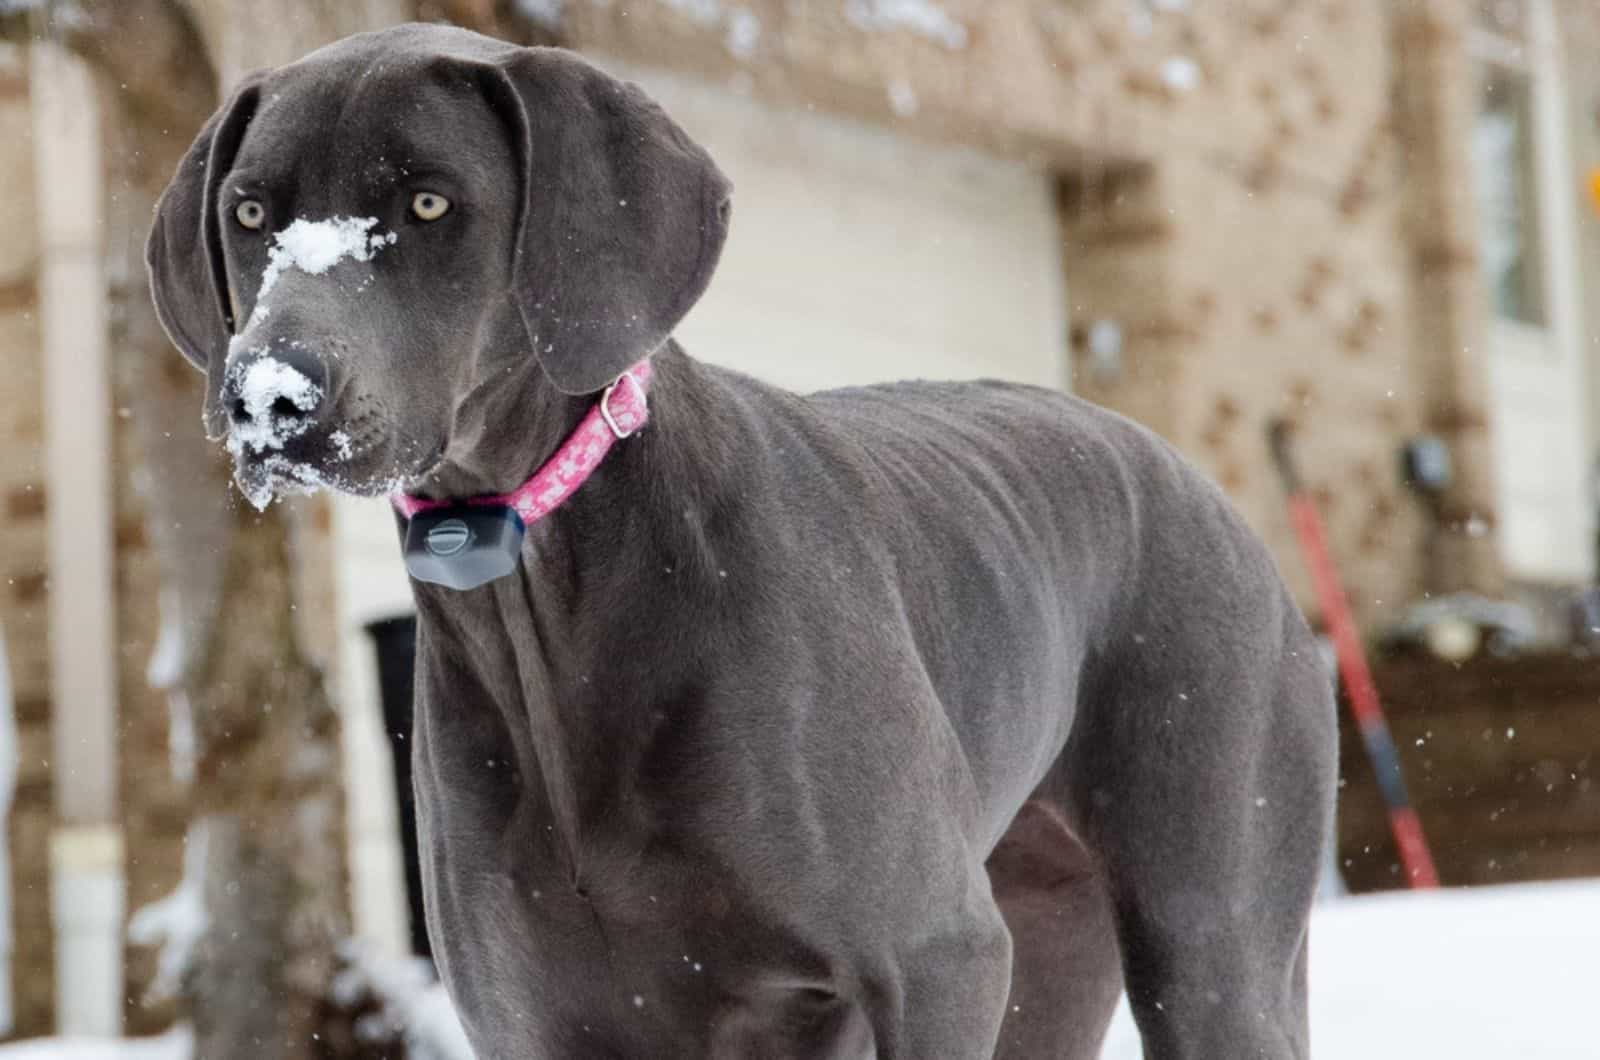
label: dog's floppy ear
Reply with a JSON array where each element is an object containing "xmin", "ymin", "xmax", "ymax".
[
  {"xmin": 146, "ymin": 74, "xmax": 265, "ymax": 373},
  {"xmin": 488, "ymin": 49, "xmax": 732, "ymax": 394}
]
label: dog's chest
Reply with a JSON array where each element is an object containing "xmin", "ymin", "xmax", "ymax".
[
  {"xmin": 413, "ymin": 696, "xmax": 863, "ymax": 1053},
  {"xmin": 426, "ymin": 830, "xmax": 869, "ymax": 1057}
]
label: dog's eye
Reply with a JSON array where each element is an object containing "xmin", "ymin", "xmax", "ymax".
[
  {"xmin": 235, "ymin": 200, "xmax": 266, "ymax": 230},
  {"xmin": 411, "ymin": 192, "xmax": 451, "ymax": 221}
]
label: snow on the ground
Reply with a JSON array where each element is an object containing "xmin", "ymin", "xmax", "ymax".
[
  {"xmin": 0, "ymin": 943, "xmax": 471, "ymax": 1060},
  {"xmin": 1100, "ymin": 878, "xmax": 1600, "ymax": 1058},
  {"xmin": 3, "ymin": 880, "xmax": 1593, "ymax": 1057},
  {"xmin": 0, "ymin": 1025, "xmax": 190, "ymax": 1060}
]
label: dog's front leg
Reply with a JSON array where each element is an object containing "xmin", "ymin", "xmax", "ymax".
[{"xmin": 860, "ymin": 884, "xmax": 1014, "ymax": 1060}]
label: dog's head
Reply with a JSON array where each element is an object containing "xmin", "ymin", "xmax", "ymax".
[{"xmin": 148, "ymin": 24, "xmax": 731, "ymax": 507}]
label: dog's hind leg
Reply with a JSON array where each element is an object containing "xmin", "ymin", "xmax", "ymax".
[
  {"xmin": 987, "ymin": 798, "xmax": 1123, "ymax": 1060},
  {"xmin": 1069, "ymin": 602, "xmax": 1335, "ymax": 1060}
]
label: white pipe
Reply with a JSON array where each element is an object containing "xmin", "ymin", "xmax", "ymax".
[
  {"xmin": 30, "ymin": 40, "xmax": 124, "ymax": 1037},
  {"xmin": 50, "ymin": 827, "xmax": 125, "ymax": 1037},
  {"xmin": 0, "ymin": 625, "xmax": 17, "ymax": 1035}
]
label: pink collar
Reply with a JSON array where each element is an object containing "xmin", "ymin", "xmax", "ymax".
[{"xmin": 392, "ymin": 361, "xmax": 653, "ymax": 522}]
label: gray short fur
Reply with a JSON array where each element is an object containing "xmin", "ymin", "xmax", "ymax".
[{"xmin": 148, "ymin": 23, "xmax": 1336, "ymax": 1059}]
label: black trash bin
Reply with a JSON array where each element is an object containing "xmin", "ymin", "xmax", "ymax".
[{"xmin": 365, "ymin": 613, "xmax": 430, "ymax": 959}]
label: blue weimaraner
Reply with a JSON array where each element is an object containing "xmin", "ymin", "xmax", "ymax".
[{"xmin": 148, "ymin": 23, "xmax": 1335, "ymax": 1059}]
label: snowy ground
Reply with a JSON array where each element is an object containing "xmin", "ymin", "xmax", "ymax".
[
  {"xmin": 2, "ymin": 879, "xmax": 1593, "ymax": 1058},
  {"xmin": 1101, "ymin": 878, "xmax": 1600, "ymax": 1058},
  {"xmin": 0, "ymin": 1026, "xmax": 189, "ymax": 1060}
]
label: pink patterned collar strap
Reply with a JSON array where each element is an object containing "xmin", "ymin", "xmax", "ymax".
[{"xmin": 392, "ymin": 360, "xmax": 654, "ymax": 523}]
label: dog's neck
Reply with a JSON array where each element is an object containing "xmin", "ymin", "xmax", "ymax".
[
  {"xmin": 412, "ymin": 340, "xmax": 726, "ymax": 594},
  {"xmin": 408, "ymin": 341, "xmax": 743, "ymax": 884}
]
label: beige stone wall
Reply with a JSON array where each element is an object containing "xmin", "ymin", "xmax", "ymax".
[
  {"xmin": 539, "ymin": 0, "xmax": 1484, "ymax": 624},
  {"xmin": 0, "ymin": 42, "xmax": 54, "ymax": 1039},
  {"xmin": 1053, "ymin": 1, "xmax": 1432, "ymax": 623},
  {"xmin": 560, "ymin": 0, "xmax": 1391, "ymax": 177}
]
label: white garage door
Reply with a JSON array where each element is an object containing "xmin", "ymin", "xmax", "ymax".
[
  {"xmin": 332, "ymin": 61, "xmax": 1069, "ymax": 952},
  {"xmin": 630, "ymin": 62, "xmax": 1068, "ymax": 392}
]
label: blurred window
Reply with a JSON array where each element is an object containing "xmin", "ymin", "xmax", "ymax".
[{"xmin": 1469, "ymin": 2, "xmax": 1546, "ymax": 329}]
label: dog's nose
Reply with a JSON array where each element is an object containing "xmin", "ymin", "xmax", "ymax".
[{"xmin": 221, "ymin": 346, "xmax": 328, "ymax": 438}]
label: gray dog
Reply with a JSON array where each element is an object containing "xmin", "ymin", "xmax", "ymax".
[{"xmin": 148, "ymin": 23, "xmax": 1335, "ymax": 1059}]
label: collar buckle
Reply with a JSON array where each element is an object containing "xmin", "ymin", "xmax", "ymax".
[{"xmin": 600, "ymin": 370, "xmax": 646, "ymax": 440}]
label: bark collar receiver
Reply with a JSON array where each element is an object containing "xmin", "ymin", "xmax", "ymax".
[{"xmin": 391, "ymin": 362, "xmax": 652, "ymax": 590}]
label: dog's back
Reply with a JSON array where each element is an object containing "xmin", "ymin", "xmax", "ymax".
[{"xmin": 707, "ymin": 370, "xmax": 1314, "ymax": 844}]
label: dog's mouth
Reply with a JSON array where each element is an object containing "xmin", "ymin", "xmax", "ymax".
[
  {"xmin": 218, "ymin": 350, "xmax": 448, "ymax": 509},
  {"xmin": 234, "ymin": 451, "xmax": 320, "ymax": 510},
  {"xmin": 230, "ymin": 429, "xmax": 363, "ymax": 510},
  {"xmin": 227, "ymin": 417, "xmax": 445, "ymax": 511}
]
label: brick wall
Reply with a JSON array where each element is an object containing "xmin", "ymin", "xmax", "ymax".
[
  {"xmin": 1059, "ymin": 0, "xmax": 1433, "ymax": 625},
  {"xmin": 0, "ymin": 42, "xmax": 54, "ymax": 1039},
  {"xmin": 538, "ymin": 0, "xmax": 1495, "ymax": 626}
]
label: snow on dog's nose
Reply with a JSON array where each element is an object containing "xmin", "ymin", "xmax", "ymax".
[
  {"xmin": 217, "ymin": 215, "xmax": 402, "ymax": 508},
  {"xmin": 219, "ymin": 349, "xmax": 330, "ymax": 511},
  {"xmin": 219, "ymin": 214, "xmax": 400, "ymax": 450},
  {"xmin": 223, "ymin": 353, "xmax": 325, "ymax": 455}
]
